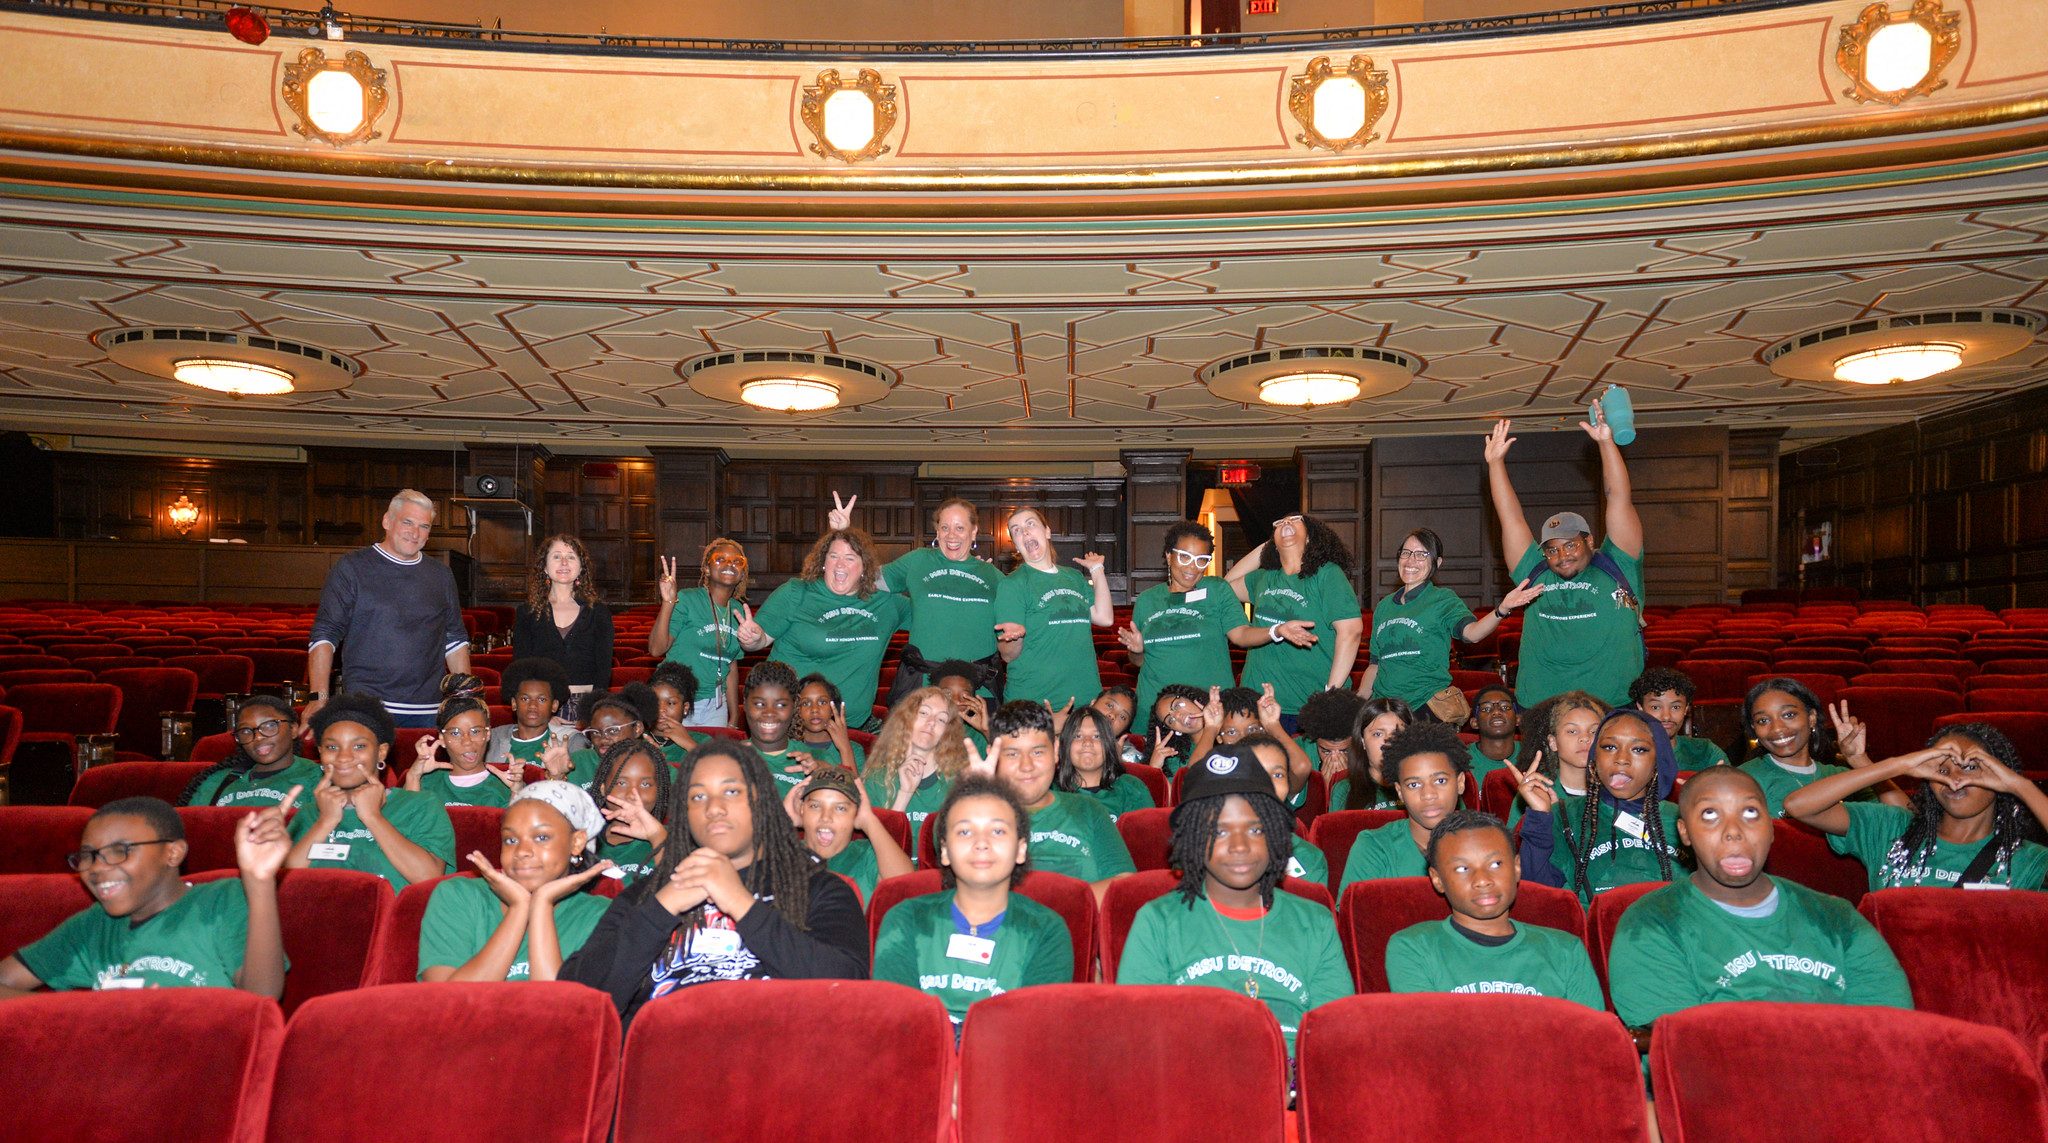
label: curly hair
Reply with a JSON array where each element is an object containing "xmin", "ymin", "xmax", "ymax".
[
  {"xmin": 1258, "ymin": 513, "xmax": 1355, "ymax": 581},
  {"xmin": 1160, "ymin": 521, "xmax": 1215, "ymax": 561},
  {"xmin": 1296, "ymin": 689, "xmax": 1364, "ymax": 743},
  {"xmin": 1628, "ymin": 667, "xmax": 1696, "ymax": 706},
  {"xmin": 180, "ymin": 694, "xmax": 298, "ymax": 806},
  {"xmin": 649, "ymin": 662, "xmax": 699, "ymax": 720},
  {"xmin": 637, "ymin": 738, "xmax": 817, "ymax": 932},
  {"xmin": 862, "ymin": 686, "xmax": 969, "ymax": 800},
  {"xmin": 799, "ymin": 527, "xmax": 882, "ymax": 597},
  {"xmin": 935, "ymin": 773, "xmax": 1034, "ymax": 890},
  {"xmin": 1381, "ymin": 721, "xmax": 1472, "ymax": 783},
  {"xmin": 700, "ymin": 536, "xmax": 752, "ymax": 599},
  {"xmin": 1168, "ymin": 791, "xmax": 1295, "ymax": 907},
  {"xmin": 744, "ymin": 660, "xmax": 799, "ymax": 699},
  {"xmin": 527, "ymin": 534, "xmax": 601, "ymax": 618},
  {"xmin": 502, "ymin": 657, "xmax": 571, "ymax": 708},
  {"xmin": 1055, "ymin": 706, "xmax": 1123, "ymax": 792},
  {"xmin": 1883, "ymin": 723, "xmax": 2036, "ymax": 887}
]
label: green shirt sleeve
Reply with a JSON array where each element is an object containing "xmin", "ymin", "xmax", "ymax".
[
  {"xmin": 1316, "ymin": 562, "xmax": 1363, "ymax": 623},
  {"xmin": 1115, "ymin": 900, "xmax": 1171, "ymax": 984},
  {"xmin": 1303, "ymin": 911, "xmax": 1354, "ymax": 1012},
  {"xmin": 1556, "ymin": 935, "xmax": 1608, "ymax": 1012},
  {"xmin": 417, "ymin": 878, "xmax": 490, "ymax": 977},
  {"xmin": 1086, "ymin": 801, "xmax": 1137, "ymax": 878},
  {"xmin": 1608, "ymin": 897, "xmax": 1699, "ymax": 1028},
  {"xmin": 871, "ymin": 905, "xmax": 920, "ymax": 990},
  {"xmin": 395, "ymin": 792, "xmax": 458, "ymax": 875},
  {"xmin": 1842, "ymin": 913, "xmax": 1914, "ymax": 1009},
  {"xmin": 993, "ymin": 572, "xmax": 1025, "ymax": 625},
  {"xmin": 16, "ymin": 905, "xmax": 103, "ymax": 990},
  {"xmin": 755, "ymin": 580, "xmax": 802, "ymax": 640},
  {"xmin": 1828, "ymin": 802, "xmax": 1910, "ymax": 867},
  {"xmin": 1022, "ymin": 904, "xmax": 1076, "ymax": 986},
  {"xmin": 1383, "ymin": 926, "xmax": 1439, "ymax": 994}
]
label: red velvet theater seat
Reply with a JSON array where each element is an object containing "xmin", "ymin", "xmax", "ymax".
[
  {"xmin": 0, "ymin": 989, "xmax": 283, "ymax": 1142},
  {"xmin": 0, "ymin": 872, "xmax": 93, "ymax": 967},
  {"xmin": 1306, "ymin": 809, "xmax": 1407, "ymax": 893},
  {"xmin": 273, "ymin": 983, "xmax": 619, "ymax": 1142},
  {"xmin": 1297, "ymin": 994, "xmax": 1644, "ymax": 1143},
  {"xmin": 190, "ymin": 732, "xmax": 237, "ymax": 764},
  {"xmin": 175, "ymin": 806, "xmax": 262, "ymax": 873},
  {"xmin": 866, "ymin": 868, "xmax": 1098, "ymax": 983},
  {"xmin": 187, "ymin": 867, "xmax": 392, "ymax": 1016},
  {"xmin": 160, "ymin": 654, "xmax": 256, "ymax": 700},
  {"xmin": 68, "ymin": 760, "xmax": 214, "ymax": 808},
  {"xmin": 9, "ymin": 681, "xmax": 122, "ymax": 747},
  {"xmin": 96, "ymin": 667, "xmax": 199, "ymax": 758},
  {"xmin": 0, "ymin": 805, "xmax": 94, "ymax": 873},
  {"xmin": 1336, "ymin": 877, "xmax": 1585, "ymax": 994},
  {"xmin": 1123, "ymin": 761, "xmax": 1168, "ymax": 806},
  {"xmin": 363, "ymin": 873, "xmax": 460, "ymax": 986},
  {"xmin": 1651, "ymin": 1003, "xmax": 2048, "ymax": 1142},
  {"xmin": 1586, "ymin": 879, "xmax": 1667, "ymax": 1003},
  {"xmin": 616, "ymin": 980, "xmax": 951, "ymax": 1143},
  {"xmin": 1760, "ymin": 817, "xmax": 1868, "ymax": 904},
  {"xmin": 1114, "ymin": 806, "xmax": 1172, "ymax": 871},
  {"xmin": 959, "ymin": 984, "xmax": 1286, "ymax": 1143},
  {"xmin": 1098, "ymin": 869, "xmax": 1331, "ymax": 982},
  {"xmin": 1858, "ymin": 887, "xmax": 2048, "ymax": 1048},
  {"xmin": 445, "ymin": 805, "xmax": 505, "ymax": 867}
]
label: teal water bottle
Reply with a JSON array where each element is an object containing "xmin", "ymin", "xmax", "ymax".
[{"xmin": 1593, "ymin": 384, "xmax": 1636, "ymax": 446}]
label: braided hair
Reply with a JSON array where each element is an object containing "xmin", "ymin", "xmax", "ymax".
[
  {"xmin": 1881, "ymin": 723, "xmax": 2034, "ymax": 888},
  {"xmin": 638, "ymin": 739, "xmax": 817, "ymax": 935},
  {"xmin": 589, "ymin": 737, "xmax": 673, "ymax": 832},
  {"xmin": 179, "ymin": 694, "xmax": 299, "ymax": 806},
  {"xmin": 1564, "ymin": 710, "xmax": 1674, "ymax": 897},
  {"xmin": 1168, "ymin": 791, "xmax": 1296, "ymax": 908},
  {"xmin": 436, "ymin": 693, "xmax": 488, "ymax": 729}
]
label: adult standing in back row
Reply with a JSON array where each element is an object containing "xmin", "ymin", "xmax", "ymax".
[
  {"xmin": 1223, "ymin": 513, "xmax": 1363, "ymax": 727},
  {"xmin": 307, "ymin": 489, "xmax": 471, "ymax": 728},
  {"xmin": 828, "ymin": 493, "xmax": 1004, "ymax": 706},
  {"xmin": 995, "ymin": 507, "xmax": 1114, "ymax": 713},
  {"xmin": 1483, "ymin": 410, "xmax": 1644, "ymax": 708}
]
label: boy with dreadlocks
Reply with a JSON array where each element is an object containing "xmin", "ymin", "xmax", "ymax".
[
  {"xmin": 1340, "ymin": 722, "xmax": 1471, "ymax": 890},
  {"xmin": 1610, "ymin": 767, "xmax": 1910, "ymax": 1031},
  {"xmin": 1516, "ymin": 707, "xmax": 1681, "ymax": 905},
  {"xmin": 182, "ymin": 694, "xmax": 321, "ymax": 808},
  {"xmin": 1385, "ymin": 810, "xmax": 1604, "ymax": 1009},
  {"xmin": 560, "ymin": 738, "xmax": 868, "ymax": 1029},
  {"xmin": 590, "ymin": 738, "xmax": 672, "ymax": 885},
  {"xmin": 1785, "ymin": 723, "xmax": 2048, "ymax": 891},
  {"xmin": 1115, "ymin": 746, "xmax": 1352, "ymax": 1055}
]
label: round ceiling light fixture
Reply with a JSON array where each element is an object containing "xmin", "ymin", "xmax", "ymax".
[
  {"xmin": 1763, "ymin": 310, "xmax": 2043, "ymax": 388},
  {"xmin": 93, "ymin": 328, "xmax": 361, "ymax": 396},
  {"xmin": 1201, "ymin": 346, "xmax": 1419, "ymax": 409},
  {"xmin": 740, "ymin": 377, "xmax": 841, "ymax": 412},
  {"xmin": 680, "ymin": 350, "xmax": 897, "ymax": 415}
]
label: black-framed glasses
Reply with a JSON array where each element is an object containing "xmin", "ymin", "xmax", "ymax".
[
  {"xmin": 67, "ymin": 839, "xmax": 173, "ymax": 871},
  {"xmin": 1476, "ymin": 701, "xmax": 1516, "ymax": 714},
  {"xmin": 232, "ymin": 718, "xmax": 288, "ymax": 741},
  {"xmin": 1396, "ymin": 549, "xmax": 1433, "ymax": 562}
]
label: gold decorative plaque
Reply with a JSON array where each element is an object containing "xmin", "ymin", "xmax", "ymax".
[{"xmin": 1287, "ymin": 55, "xmax": 1390, "ymax": 153}]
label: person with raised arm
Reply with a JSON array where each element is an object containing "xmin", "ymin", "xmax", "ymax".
[
  {"xmin": 1222, "ymin": 513, "xmax": 1363, "ymax": 728},
  {"xmin": 648, "ymin": 538, "xmax": 770, "ymax": 729},
  {"xmin": 830, "ymin": 492, "xmax": 1006, "ymax": 707},
  {"xmin": 993, "ymin": 507, "xmax": 1114, "ymax": 713}
]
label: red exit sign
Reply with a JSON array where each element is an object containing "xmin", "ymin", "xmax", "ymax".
[{"xmin": 1247, "ymin": 0, "xmax": 1277, "ymax": 12}]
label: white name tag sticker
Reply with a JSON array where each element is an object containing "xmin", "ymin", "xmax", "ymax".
[
  {"xmin": 1612, "ymin": 812, "xmax": 1647, "ymax": 840},
  {"xmin": 101, "ymin": 977, "xmax": 145, "ymax": 990},
  {"xmin": 309, "ymin": 843, "xmax": 351, "ymax": 861},
  {"xmin": 599, "ymin": 865, "xmax": 626, "ymax": 880},
  {"xmin": 947, "ymin": 933, "xmax": 997, "ymax": 965},
  {"xmin": 1184, "ymin": 588, "xmax": 1208, "ymax": 603},
  {"xmin": 692, "ymin": 928, "xmax": 742, "ymax": 957},
  {"xmin": 1286, "ymin": 857, "xmax": 1307, "ymax": 879},
  {"xmin": 1962, "ymin": 882, "xmax": 2011, "ymax": 891}
]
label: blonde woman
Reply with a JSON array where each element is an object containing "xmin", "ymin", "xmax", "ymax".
[{"xmin": 861, "ymin": 686, "xmax": 972, "ymax": 836}]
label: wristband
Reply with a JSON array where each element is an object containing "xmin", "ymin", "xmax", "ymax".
[
  {"xmin": 1494, "ymin": 606, "xmax": 1510, "ymax": 620},
  {"xmin": 1268, "ymin": 623, "xmax": 1283, "ymax": 644}
]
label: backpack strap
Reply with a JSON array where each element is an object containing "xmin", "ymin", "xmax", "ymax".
[
  {"xmin": 1584, "ymin": 547, "xmax": 1647, "ymax": 655},
  {"xmin": 1955, "ymin": 836, "xmax": 2004, "ymax": 887}
]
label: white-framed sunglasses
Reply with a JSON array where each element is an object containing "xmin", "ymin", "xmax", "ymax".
[{"xmin": 1169, "ymin": 549, "xmax": 1214, "ymax": 568}]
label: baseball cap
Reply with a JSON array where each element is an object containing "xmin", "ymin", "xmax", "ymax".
[
  {"xmin": 801, "ymin": 765, "xmax": 862, "ymax": 806},
  {"xmin": 1539, "ymin": 512, "xmax": 1591, "ymax": 545},
  {"xmin": 1175, "ymin": 748, "xmax": 1281, "ymax": 809}
]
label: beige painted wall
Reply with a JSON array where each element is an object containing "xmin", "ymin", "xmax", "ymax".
[{"xmin": 359, "ymin": 0, "xmax": 1124, "ymax": 40}]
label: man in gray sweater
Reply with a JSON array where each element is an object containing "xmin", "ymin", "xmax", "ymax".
[{"xmin": 306, "ymin": 489, "xmax": 472, "ymax": 728}]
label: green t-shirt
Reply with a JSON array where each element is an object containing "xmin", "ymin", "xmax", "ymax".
[
  {"xmin": 1368, "ymin": 582, "xmax": 1474, "ymax": 708},
  {"xmin": 1339, "ymin": 820, "xmax": 1426, "ymax": 890},
  {"xmin": 1672, "ymin": 736, "xmax": 1729, "ymax": 770},
  {"xmin": 865, "ymin": 772, "xmax": 955, "ymax": 841},
  {"xmin": 416, "ymin": 876, "xmax": 609, "ymax": 981},
  {"xmin": 1130, "ymin": 577, "xmax": 1244, "ymax": 733},
  {"xmin": 873, "ymin": 892, "xmax": 1073, "ymax": 1026},
  {"xmin": 1288, "ymin": 835, "xmax": 1330, "ymax": 887},
  {"xmin": 183, "ymin": 757, "xmax": 322, "ymax": 808},
  {"xmin": 794, "ymin": 737, "xmax": 866, "ymax": 771},
  {"xmin": 1386, "ymin": 917, "xmax": 1605, "ymax": 1010},
  {"xmin": 824, "ymin": 840, "xmax": 881, "ymax": 903},
  {"xmin": 663, "ymin": 587, "xmax": 747, "ymax": 701},
  {"xmin": 883, "ymin": 548, "xmax": 1003, "ymax": 663},
  {"xmin": 1609, "ymin": 876, "xmax": 1913, "ymax": 1028},
  {"xmin": 506, "ymin": 745, "xmax": 600, "ymax": 788},
  {"xmin": 599, "ymin": 836, "xmax": 657, "ymax": 885},
  {"xmin": 416, "ymin": 769, "xmax": 512, "ymax": 809},
  {"xmin": 1118, "ymin": 890, "xmax": 1352, "ymax": 1053},
  {"xmin": 18, "ymin": 879, "xmax": 261, "ymax": 991},
  {"xmin": 1543, "ymin": 795, "xmax": 1682, "ymax": 905},
  {"xmin": 756, "ymin": 579, "xmax": 909, "ymax": 715},
  {"xmin": 1467, "ymin": 743, "xmax": 1514, "ymax": 793},
  {"xmin": 1026, "ymin": 792, "xmax": 1136, "ymax": 882},
  {"xmin": 754, "ymin": 745, "xmax": 813, "ymax": 797},
  {"xmin": 1510, "ymin": 538, "xmax": 1644, "ymax": 707},
  {"xmin": 1328, "ymin": 777, "xmax": 1401, "ymax": 813},
  {"xmin": 1737, "ymin": 757, "xmax": 1860, "ymax": 818},
  {"xmin": 287, "ymin": 788, "xmax": 456, "ymax": 888},
  {"xmin": 504, "ymin": 732, "xmax": 554, "ymax": 765},
  {"xmin": 1829, "ymin": 802, "xmax": 2048, "ymax": 891},
  {"xmin": 1240, "ymin": 563, "xmax": 1362, "ymax": 714},
  {"xmin": 1075, "ymin": 773, "xmax": 1156, "ymax": 822},
  {"xmin": 995, "ymin": 564, "xmax": 1102, "ymax": 710}
]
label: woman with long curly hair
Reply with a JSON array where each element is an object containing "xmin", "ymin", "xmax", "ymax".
[
  {"xmin": 649, "ymin": 536, "xmax": 770, "ymax": 730},
  {"xmin": 559, "ymin": 738, "xmax": 868, "ymax": 1029},
  {"xmin": 754, "ymin": 526, "xmax": 909, "ymax": 732},
  {"xmin": 861, "ymin": 685, "xmax": 972, "ymax": 833},
  {"xmin": 512, "ymin": 534, "xmax": 613, "ymax": 721},
  {"xmin": 1222, "ymin": 512, "xmax": 1364, "ymax": 726}
]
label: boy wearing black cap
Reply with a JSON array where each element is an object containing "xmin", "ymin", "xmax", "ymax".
[
  {"xmin": 1482, "ymin": 414, "xmax": 1644, "ymax": 707},
  {"xmin": 1116, "ymin": 747, "xmax": 1352, "ymax": 1054}
]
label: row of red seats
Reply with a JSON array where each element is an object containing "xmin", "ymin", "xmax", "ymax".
[{"xmin": 7, "ymin": 982, "xmax": 2045, "ymax": 1143}]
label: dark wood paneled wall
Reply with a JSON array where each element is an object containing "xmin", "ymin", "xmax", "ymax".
[
  {"xmin": 1123, "ymin": 450, "xmax": 1191, "ymax": 598},
  {"xmin": 542, "ymin": 457, "xmax": 659, "ymax": 605},
  {"xmin": 1369, "ymin": 426, "xmax": 1772, "ymax": 608},
  {"xmin": 721, "ymin": 462, "xmax": 922, "ymax": 595},
  {"xmin": 1299, "ymin": 446, "xmax": 1371, "ymax": 598},
  {"xmin": 1781, "ymin": 388, "xmax": 2048, "ymax": 607}
]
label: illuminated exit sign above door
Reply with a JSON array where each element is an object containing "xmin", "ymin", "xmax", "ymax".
[{"xmin": 1247, "ymin": 0, "xmax": 1277, "ymax": 12}]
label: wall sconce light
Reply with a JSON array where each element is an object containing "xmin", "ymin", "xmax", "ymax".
[
  {"xmin": 1837, "ymin": 0, "xmax": 1962, "ymax": 105},
  {"xmin": 1287, "ymin": 55, "xmax": 1390, "ymax": 152},
  {"xmin": 283, "ymin": 47, "xmax": 389, "ymax": 146},
  {"xmin": 801, "ymin": 69, "xmax": 899, "ymax": 164},
  {"xmin": 167, "ymin": 495, "xmax": 200, "ymax": 536}
]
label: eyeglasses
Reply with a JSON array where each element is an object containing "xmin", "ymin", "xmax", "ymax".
[
  {"xmin": 440, "ymin": 725, "xmax": 490, "ymax": 740},
  {"xmin": 1476, "ymin": 701, "xmax": 1515, "ymax": 714},
  {"xmin": 232, "ymin": 718, "xmax": 288, "ymax": 741},
  {"xmin": 1169, "ymin": 549, "xmax": 1214, "ymax": 569},
  {"xmin": 1396, "ymin": 549, "xmax": 1433, "ymax": 562},
  {"xmin": 708, "ymin": 553, "xmax": 747, "ymax": 567},
  {"xmin": 1541, "ymin": 538, "xmax": 1588, "ymax": 556},
  {"xmin": 588, "ymin": 723, "xmax": 639, "ymax": 743},
  {"xmin": 67, "ymin": 839, "xmax": 173, "ymax": 871}
]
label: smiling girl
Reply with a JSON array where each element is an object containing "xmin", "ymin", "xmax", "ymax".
[
  {"xmin": 1737, "ymin": 678, "xmax": 1904, "ymax": 816},
  {"xmin": 285, "ymin": 692, "xmax": 454, "ymax": 888},
  {"xmin": 406, "ymin": 692, "xmax": 511, "ymax": 808}
]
